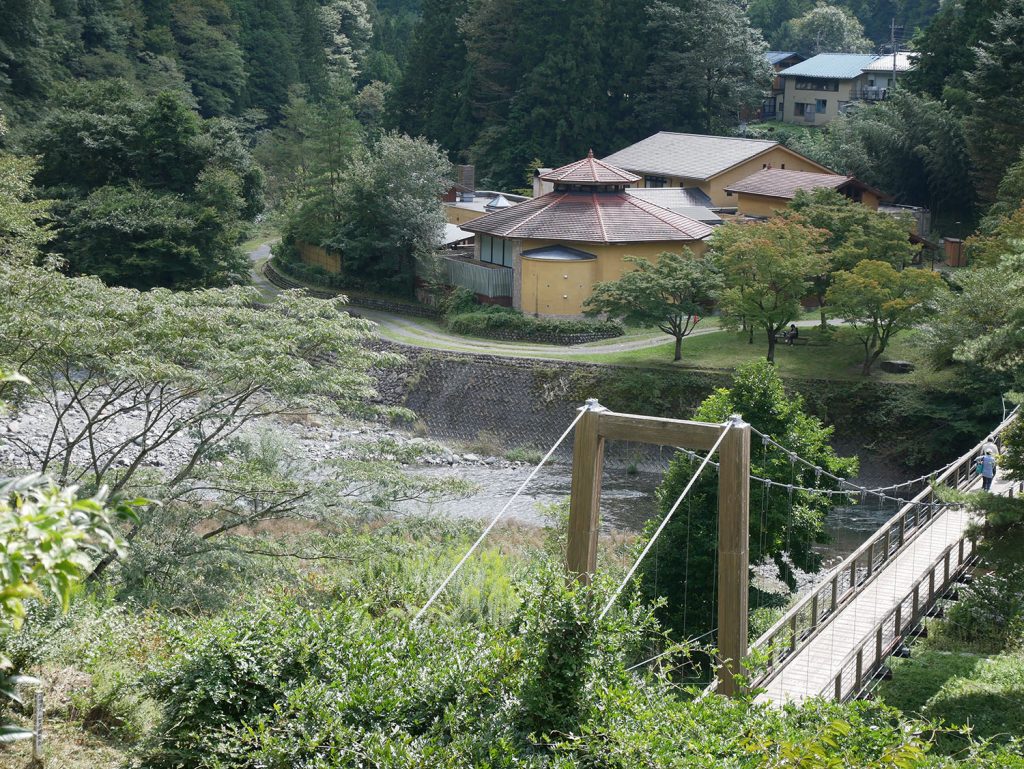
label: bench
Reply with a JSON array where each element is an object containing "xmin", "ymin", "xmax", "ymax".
[{"xmin": 775, "ymin": 332, "xmax": 809, "ymax": 346}]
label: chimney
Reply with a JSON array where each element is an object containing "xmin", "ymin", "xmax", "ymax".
[{"xmin": 457, "ymin": 164, "xmax": 475, "ymax": 202}]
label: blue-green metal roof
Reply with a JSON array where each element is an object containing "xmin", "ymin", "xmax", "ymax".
[{"xmin": 779, "ymin": 53, "xmax": 879, "ymax": 79}]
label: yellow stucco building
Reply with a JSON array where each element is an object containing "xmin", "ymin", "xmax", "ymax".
[
  {"xmin": 460, "ymin": 152, "xmax": 712, "ymax": 317},
  {"xmin": 601, "ymin": 132, "xmax": 833, "ymax": 207},
  {"xmin": 723, "ymin": 168, "xmax": 883, "ymax": 218}
]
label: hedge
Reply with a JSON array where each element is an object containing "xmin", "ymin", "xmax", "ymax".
[{"xmin": 447, "ymin": 307, "xmax": 623, "ymax": 345}]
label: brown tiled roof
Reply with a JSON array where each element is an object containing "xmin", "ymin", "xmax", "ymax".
[
  {"xmin": 539, "ymin": 150, "xmax": 641, "ymax": 185},
  {"xmin": 724, "ymin": 168, "xmax": 858, "ymax": 199},
  {"xmin": 461, "ymin": 190, "xmax": 712, "ymax": 243}
]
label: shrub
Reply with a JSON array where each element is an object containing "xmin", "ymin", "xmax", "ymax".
[
  {"xmin": 271, "ymin": 240, "xmax": 347, "ymax": 289},
  {"xmin": 447, "ymin": 306, "xmax": 623, "ymax": 344}
]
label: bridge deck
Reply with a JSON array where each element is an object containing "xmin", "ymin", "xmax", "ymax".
[{"xmin": 756, "ymin": 475, "xmax": 1011, "ymax": 704}]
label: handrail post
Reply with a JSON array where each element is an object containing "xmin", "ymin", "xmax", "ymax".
[
  {"xmin": 716, "ymin": 415, "xmax": 750, "ymax": 697},
  {"xmin": 566, "ymin": 400, "xmax": 607, "ymax": 583}
]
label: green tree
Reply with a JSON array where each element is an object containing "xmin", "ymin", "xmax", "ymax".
[
  {"xmin": 825, "ymin": 91, "xmax": 977, "ymax": 225},
  {"xmin": 327, "ymin": 132, "xmax": 451, "ymax": 296},
  {"xmin": 906, "ymin": 0, "xmax": 1003, "ymax": 99},
  {"xmin": 29, "ymin": 81, "xmax": 262, "ymax": 289},
  {"xmin": 583, "ymin": 251, "xmax": 721, "ymax": 362},
  {"xmin": 826, "ymin": 260, "xmax": 945, "ymax": 374},
  {"xmin": 0, "ymin": 151, "xmax": 52, "ymax": 265},
  {"xmin": 785, "ymin": 189, "xmax": 921, "ymax": 326},
  {"xmin": 963, "ymin": 0, "xmax": 1024, "ymax": 205},
  {"xmin": 780, "ymin": 4, "xmax": 873, "ymax": 56},
  {"xmin": 638, "ymin": 361, "xmax": 857, "ymax": 638},
  {"xmin": 640, "ymin": 0, "xmax": 772, "ymax": 135},
  {"xmin": 169, "ymin": 0, "xmax": 245, "ymax": 117},
  {"xmin": 709, "ymin": 218, "xmax": 829, "ymax": 363},
  {"xmin": 923, "ymin": 219, "xmax": 1024, "ymax": 393},
  {"xmin": 980, "ymin": 147, "xmax": 1024, "ymax": 230}
]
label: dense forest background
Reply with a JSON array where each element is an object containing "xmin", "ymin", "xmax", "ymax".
[{"xmin": 3, "ymin": 0, "xmax": 1024, "ymax": 248}]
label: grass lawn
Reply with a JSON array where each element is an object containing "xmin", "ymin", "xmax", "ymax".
[
  {"xmin": 576, "ymin": 327, "xmax": 950, "ymax": 385},
  {"xmin": 877, "ymin": 649, "xmax": 1024, "ymax": 751}
]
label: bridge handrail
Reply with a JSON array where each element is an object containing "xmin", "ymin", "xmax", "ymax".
[
  {"xmin": 822, "ymin": 530, "xmax": 977, "ymax": 701},
  {"xmin": 748, "ymin": 408, "xmax": 1018, "ymax": 688}
]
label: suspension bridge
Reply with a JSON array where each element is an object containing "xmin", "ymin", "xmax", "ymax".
[{"xmin": 414, "ymin": 398, "xmax": 1020, "ymax": 704}]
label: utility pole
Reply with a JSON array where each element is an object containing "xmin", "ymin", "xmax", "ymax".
[{"xmin": 891, "ymin": 18, "xmax": 898, "ymax": 90}]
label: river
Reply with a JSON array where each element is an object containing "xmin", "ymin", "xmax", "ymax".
[{"xmin": 408, "ymin": 459, "xmax": 909, "ymax": 566}]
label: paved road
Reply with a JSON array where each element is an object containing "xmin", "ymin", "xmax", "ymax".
[{"xmin": 246, "ymin": 240, "xmax": 831, "ymax": 360}]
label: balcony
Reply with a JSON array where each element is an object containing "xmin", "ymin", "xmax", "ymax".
[{"xmin": 851, "ymin": 87, "xmax": 889, "ymax": 102}]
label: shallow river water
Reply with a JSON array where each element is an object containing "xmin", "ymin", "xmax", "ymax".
[{"xmin": 408, "ymin": 460, "xmax": 907, "ymax": 565}]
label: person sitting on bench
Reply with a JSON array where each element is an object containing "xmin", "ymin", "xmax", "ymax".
[{"xmin": 785, "ymin": 324, "xmax": 799, "ymax": 345}]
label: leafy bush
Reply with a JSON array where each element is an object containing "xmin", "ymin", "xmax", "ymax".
[
  {"xmin": 448, "ymin": 306, "xmax": 623, "ymax": 343},
  {"xmin": 271, "ymin": 239, "xmax": 347, "ymax": 289}
]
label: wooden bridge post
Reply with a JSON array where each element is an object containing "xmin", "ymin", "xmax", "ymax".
[
  {"xmin": 566, "ymin": 399, "xmax": 607, "ymax": 584},
  {"xmin": 563, "ymin": 404, "xmax": 750, "ymax": 697},
  {"xmin": 716, "ymin": 414, "xmax": 751, "ymax": 697}
]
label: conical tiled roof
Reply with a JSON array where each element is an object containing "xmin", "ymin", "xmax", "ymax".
[
  {"xmin": 461, "ymin": 190, "xmax": 713, "ymax": 243},
  {"xmin": 539, "ymin": 150, "xmax": 641, "ymax": 185}
]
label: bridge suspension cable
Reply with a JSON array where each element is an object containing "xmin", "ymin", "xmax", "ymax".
[
  {"xmin": 598, "ymin": 422, "xmax": 733, "ymax": 621},
  {"xmin": 412, "ymin": 407, "xmax": 586, "ymax": 625}
]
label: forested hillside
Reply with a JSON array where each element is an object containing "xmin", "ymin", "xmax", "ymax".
[{"xmin": 0, "ymin": 0, "xmax": 417, "ymax": 126}]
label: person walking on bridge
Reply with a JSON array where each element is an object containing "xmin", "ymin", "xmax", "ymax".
[{"xmin": 979, "ymin": 450, "xmax": 997, "ymax": 491}]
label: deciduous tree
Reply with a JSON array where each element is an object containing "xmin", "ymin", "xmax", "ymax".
[
  {"xmin": 583, "ymin": 251, "xmax": 721, "ymax": 361},
  {"xmin": 785, "ymin": 189, "xmax": 921, "ymax": 326},
  {"xmin": 709, "ymin": 218, "xmax": 828, "ymax": 363},
  {"xmin": 780, "ymin": 4, "xmax": 872, "ymax": 56},
  {"xmin": 638, "ymin": 361, "xmax": 857, "ymax": 638},
  {"xmin": 826, "ymin": 259, "xmax": 945, "ymax": 374},
  {"xmin": 328, "ymin": 132, "xmax": 451, "ymax": 296}
]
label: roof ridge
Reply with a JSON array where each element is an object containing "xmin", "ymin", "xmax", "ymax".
[
  {"xmin": 501, "ymin": 193, "xmax": 568, "ymax": 237},
  {"xmin": 622, "ymin": 193, "xmax": 707, "ymax": 238},
  {"xmin": 654, "ymin": 131, "xmax": 777, "ymax": 145},
  {"xmin": 592, "ymin": 192, "xmax": 608, "ymax": 243}
]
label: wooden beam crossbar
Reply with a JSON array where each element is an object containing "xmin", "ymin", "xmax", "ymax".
[{"xmin": 565, "ymin": 399, "xmax": 751, "ymax": 697}]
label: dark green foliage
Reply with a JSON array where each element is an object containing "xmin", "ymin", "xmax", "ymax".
[
  {"xmin": 638, "ymin": 361, "xmax": 857, "ymax": 638},
  {"xmin": 963, "ymin": 0, "xmax": 1024, "ymax": 205},
  {"xmin": 29, "ymin": 81, "xmax": 260, "ymax": 288},
  {"xmin": 906, "ymin": 0, "xmax": 1004, "ymax": 98},
  {"xmin": 822, "ymin": 91, "xmax": 977, "ymax": 225},
  {"xmin": 447, "ymin": 306, "xmax": 624, "ymax": 344},
  {"xmin": 325, "ymin": 131, "xmax": 451, "ymax": 296}
]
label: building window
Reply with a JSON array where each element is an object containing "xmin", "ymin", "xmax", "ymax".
[
  {"xmin": 816, "ymin": 98, "xmax": 828, "ymax": 113},
  {"xmin": 479, "ymin": 235, "xmax": 512, "ymax": 267},
  {"xmin": 645, "ymin": 176, "xmax": 667, "ymax": 188},
  {"xmin": 794, "ymin": 78, "xmax": 840, "ymax": 92},
  {"xmin": 794, "ymin": 102, "xmax": 807, "ymax": 116}
]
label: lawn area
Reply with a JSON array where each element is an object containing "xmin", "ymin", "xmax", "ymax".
[
  {"xmin": 577, "ymin": 326, "xmax": 950, "ymax": 385},
  {"xmin": 877, "ymin": 649, "xmax": 1024, "ymax": 751}
]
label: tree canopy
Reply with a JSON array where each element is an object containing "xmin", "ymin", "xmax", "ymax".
[
  {"xmin": 709, "ymin": 218, "xmax": 829, "ymax": 363},
  {"xmin": 826, "ymin": 259, "xmax": 946, "ymax": 374},
  {"xmin": 29, "ymin": 81, "xmax": 263, "ymax": 289},
  {"xmin": 638, "ymin": 361, "xmax": 857, "ymax": 638},
  {"xmin": 584, "ymin": 251, "xmax": 722, "ymax": 362}
]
